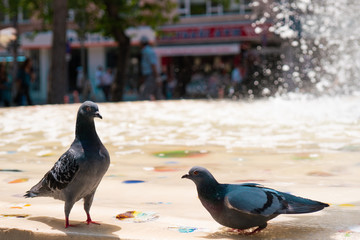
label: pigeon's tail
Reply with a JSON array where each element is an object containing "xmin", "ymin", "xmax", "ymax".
[
  {"xmin": 24, "ymin": 191, "xmax": 38, "ymax": 198},
  {"xmin": 24, "ymin": 179, "xmax": 51, "ymax": 198},
  {"xmin": 279, "ymin": 192, "xmax": 329, "ymax": 214},
  {"xmin": 24, "ymin": 182, "xmax": 42, "ymax": 198}
]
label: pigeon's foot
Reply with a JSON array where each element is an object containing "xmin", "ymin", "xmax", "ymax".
[
  {"xmin": 86, "ymin": 214, "xmax": 101, "ymax": 225},
  {"xmin": 246, "ymin": 225, "xmax": 266, "ymax": 235},
  {"xmin": 65, "ymin": 218, "xmax": 78, "ymax": 228},
  {"xmin": 228, "ymin": 224, "xmax": 266, "ymax": 235},
  {"xmin": 65, "ymin": 224, "xmax": 77, "ymax": 228},
  {"xmin": 85, "ymin": 219, "xmax": 101, "ymax": 225},
  {"xmin": 229, "ymin": 228, "xmax": 254, "ymax": 235}
]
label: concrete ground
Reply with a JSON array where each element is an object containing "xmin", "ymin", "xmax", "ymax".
[{"xmin": 0, "ymin": 99, "xmax": 359, "ymax": 239}]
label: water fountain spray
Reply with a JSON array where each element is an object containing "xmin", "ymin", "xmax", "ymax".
[{"xmin": 253, "ymin": 0, "xmax": 360, "ymax": 96}]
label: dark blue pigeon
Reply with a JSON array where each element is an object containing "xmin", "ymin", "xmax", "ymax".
[
  {"xmin": 25, "ymin": 101, "xmax": 110, "ymax": 228},
  {"xmin": 182, "ymin": 166, "xmax": 329, "ymax": 234}
]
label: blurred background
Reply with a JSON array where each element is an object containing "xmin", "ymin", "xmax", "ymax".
[
  {"xmin": 0, "ymin": 0, "xmax": 359, "ymax": 105},
  {"xmin": 1, "ymin": 2, "xmax": 360, "ymax": 238}
]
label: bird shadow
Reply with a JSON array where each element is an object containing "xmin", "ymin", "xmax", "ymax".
[
  {"xmin": 27, "ymin": 216, "xmax": 121, "ymax": 239},
  {"xmin": 201, "ymin": 206, "xmax": 358, "ymax": 239}
]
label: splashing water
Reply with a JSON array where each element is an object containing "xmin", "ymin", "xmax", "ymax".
[
  {"xmin": 254, "ymin": 0, "xmax": 360, "ymax": 96},
  {"xmin": 1, "ymin": 99, "xmax": 359, "ymax": 155}
]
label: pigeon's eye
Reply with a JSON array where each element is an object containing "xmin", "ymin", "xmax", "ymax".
[
  {"xmin": 193, "ymin": 171, "xmax": 199, "ymax": 175},
  {"xmin": 86, "ymin": 107, "xmax": 91, "ymax": 112}
]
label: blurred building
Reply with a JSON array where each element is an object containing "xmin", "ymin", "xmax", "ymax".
[
  {"xmin": 155, "ymin": 0, "xmax": 282, "ymax": 98},
  {"xmin": 0, "ymin": 0, "xmax": 282, "ymax": 104}
]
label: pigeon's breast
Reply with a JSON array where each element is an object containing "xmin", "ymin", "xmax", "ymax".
[
  {"xmin": 62, "ymin": 146, "xmax": 109, "ymax": 201},
  {"xmin": 83, "ymin": 148, "xmax": 110, "ymax": 177},
  {"xmin": 200, "ymin": 197, "xmax": 224, "ymax": 218},
  {"xmin": 63, "ymin": 159, "xmax": 108, "ymax": 202}
]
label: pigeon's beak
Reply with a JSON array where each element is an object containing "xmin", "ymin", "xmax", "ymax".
[
  {"xmin": 94, "ymin": 111, "xmax": 102, "ymax": 119},
  {"xmin": 181, "ymin": 174, "xmax": 190, "ymax": 179}
]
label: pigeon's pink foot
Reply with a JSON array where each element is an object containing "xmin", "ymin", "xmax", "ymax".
[
  {"xmin": 65, "ymin": 224, "xmax": 77, "ymax": 228},
  {"xmin": 86, "ymin": 220, "xmax": 101, "ymax": 225},
  {"xmin": 86, "ymin": 214, "xmax": 101, "ymax": 225}
]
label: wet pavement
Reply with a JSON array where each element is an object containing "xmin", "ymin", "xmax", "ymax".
[{"xmin": 0, "ymin": 98, "xmax": 359, "ymax": 239}]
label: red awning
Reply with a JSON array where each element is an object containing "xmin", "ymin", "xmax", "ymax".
[{"xmin": 154, "ymin": 44, "xmax": 240, "ymax": 57}]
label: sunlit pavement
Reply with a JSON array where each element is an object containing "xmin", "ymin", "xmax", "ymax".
[{"xmin": 0, "ymin": 98, "xmax": 359, "ymax": 239}]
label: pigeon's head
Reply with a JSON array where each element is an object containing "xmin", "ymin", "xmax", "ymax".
[
  {"xmin": 78, "ymin": 101, "xmax": 102, "ymax": 119},
  {"xmin": 182, "ymin": 166, "xmax": 217, "ymax": 185}
]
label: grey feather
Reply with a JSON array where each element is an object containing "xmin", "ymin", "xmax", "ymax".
[
  {"xmin": 182, "ymin": 166, "xmax": 329, "ymax": 232},
  {"xmin": 24, "ymin": 101, "xmax": 110, "ymax": 227},
  {"xmin": 224, "ymin": 187, "xmax": 287, "ymax": 217}
]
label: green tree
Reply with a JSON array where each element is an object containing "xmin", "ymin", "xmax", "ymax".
[
  {"xmin": 0, "ymin": 0, "xmax": 31, "ymax": 85},
  {"xmin": 48, "ymin": 0, "xmax": 68, "ymax": 104},
  {"xmin": 76, "ymin": 0, "xmax": 178, "ymax": 101},
  {"xmin": 0, "ymin": 0, "xmax": 68, "ymax": 104},
  {"xmin": 3, "ymin": 0, "xmax": 178, "ymax": 102}
]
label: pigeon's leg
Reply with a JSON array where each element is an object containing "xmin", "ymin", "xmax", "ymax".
[
  {"xmin": 231, "ymin": 224, "xmax": 267, "ymax": 235},
  {"xmin": 84, "ymin": 192, "xmax": 100, "ymax": 225},
  {"xmin": 65, "ymin": 200, "xmax": 76, "ymax": 228},
  {"xmin": 246, "ymin": 223, "xmax": 267, "ymax": 235}
]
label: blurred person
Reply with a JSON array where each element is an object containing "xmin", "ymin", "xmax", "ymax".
[
  {"xmin": 139, "ymin": 36, "xmax": 163, "ymax": 100},
  {"xmin": 76, "ymin": 66, "xmax": 94, "ymax": 102},
  {"xmin": 161, "ymin": 67, "xmax": 176, "ymax": 100},
  {"xmin": 230, "ymin": 63, "xmax": 243, "ymax": 97},
  {"xmin": 14, "ymin": 58, "xmax": 35, "ymax": 105},
  {"xmin": 186, "ymin": 70, "xmax": 206, "ymax": 98},
  {"xmin": 76, "ymin": 66, "xmax": 85, "ymax": 94},
  {"xmin": 218, "ymin": 68, "xmax": 230, "ymax": 99},
  {"xmin": 160, "ymin": 67, "xmax": 170, "ymax": 99},
  {"xmin": 207, "ymin": 72, "xmax": 221, "ymax": 98},
  {"xmin": 100, "ymin": 67, "xmax": 114, "ymax": 101},
  {"xmin": 0, "ymin": 63, "xmax": 11, "ymax": 107},
  {"xmin": 95, "ymin": 65, "xmax": 104, "ymax": 87}
]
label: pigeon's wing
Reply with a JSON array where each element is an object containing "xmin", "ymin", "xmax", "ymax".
[
  {"xmin": 44, "ymin": 148, "xmax": 80, "ymax": 191},
  {"xmin": 224, "ymin": 186, "xmax": 287, "ymax": 217},
  {"xmin": 274, "ymin": 191, "xmax": 329, "ymax": 214}
]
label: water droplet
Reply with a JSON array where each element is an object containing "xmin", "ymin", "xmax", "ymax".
[
  {"xmin": 282, "ymin": 65, "xmax": 290, "ymax": 71},
  {"xmin": 254, "ymin": 27, "xmax": 263, "ymax": 34},
  {"xmin": 291, "ymin": 41, "xmax": 299, "ymax": 47}
]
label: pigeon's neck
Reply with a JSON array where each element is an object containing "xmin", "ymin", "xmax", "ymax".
[
  {"xmin": 197, "ymin": 178, "xmax": 223, "ymax": 201},
  {"xmin": 75, "ymin": 114, "xmax": 99, "ymax": 144}
]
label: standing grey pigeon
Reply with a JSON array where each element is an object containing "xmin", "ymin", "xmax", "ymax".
[
  {"xmin": 25, "ymin": 101, "xmax": 110, "ymax": 228},
  {"xmin": 182, "ymin": 166, "xmax": 329, "ymax": 234}
]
